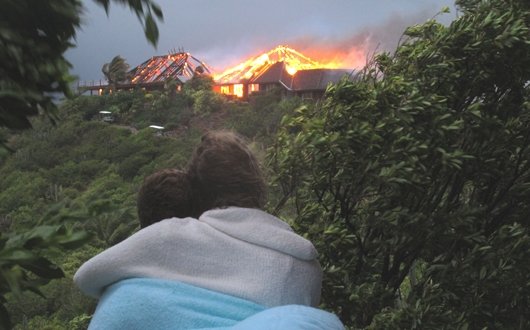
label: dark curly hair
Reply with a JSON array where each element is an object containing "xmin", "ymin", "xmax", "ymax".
[{"xmin": 137, "ymin": 168, "xmax": 193, "ymax": 228}]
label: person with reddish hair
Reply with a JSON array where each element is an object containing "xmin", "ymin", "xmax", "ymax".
[
  {"xmin": 75, "ymin": 131, "xmax": 343, "ymax": 329},
  {"xmin": 186, "ymin": 131, "xmax": 267, "ymax": 216}
]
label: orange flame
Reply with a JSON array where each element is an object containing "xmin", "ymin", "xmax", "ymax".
[{"xmin": 213, "ymin": 45, "xmax": 355, "ymax": 84}]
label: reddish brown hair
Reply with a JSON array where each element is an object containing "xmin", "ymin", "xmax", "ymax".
[
  {"xmin": 187, "ymin": 131, "xmax": 266, "ymax": 216},
  {"xmin": 137, "ymin": 168, "xmax": 193, "ymax": 228}
]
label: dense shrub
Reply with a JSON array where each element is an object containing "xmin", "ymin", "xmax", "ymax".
[{"xmin": 271, "ymin": 0, "xmax": 530, "ymax": 328}]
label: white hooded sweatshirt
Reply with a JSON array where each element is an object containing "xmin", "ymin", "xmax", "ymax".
[{"xmin": 74, "ymin": 207, "xmax": 322, "ymax": 307}]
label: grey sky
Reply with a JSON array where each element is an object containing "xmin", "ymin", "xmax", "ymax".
[{"xmin": 67, "ymin": 0, "xmax": 457, "ymax": 82}]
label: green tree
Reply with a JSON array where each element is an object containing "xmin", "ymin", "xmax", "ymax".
[
  {"xmin": 184, "ymin": 74, "xmax": 214, "ymax": 93},
  {"xmin": 0, "ymin": 225, "xmax": 90, "ymax": 329},
  {"xmin": 271, "ymin": 0, "xmax": 530, "ymax": 328},
  {"xmin": 102, "ymin": 55, "xmax": 130, "ymax": 92},
  {"xmin": 0, "ymin": 0, "xmax": 162, "ymax": 147},
  {"xmin": 84, "ymin": 207, "xmax": 137, "ymax": 247},
  {"xmin": 0, "ymin": 1, "xmax": 163, "ymax": 328},
  {"xmin": 190, "ymin": 89, "xmax": 225, "ymax": 114}
]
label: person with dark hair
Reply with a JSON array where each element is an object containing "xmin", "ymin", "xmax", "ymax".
[
  {"xmin": 74, "ymin": 131, "xmax": 343, "ymax": 329},
  {"xmin": 136, "ymin": 168, "xmax": 193, "ymax": 229}
]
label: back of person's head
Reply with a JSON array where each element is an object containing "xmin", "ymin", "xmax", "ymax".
[
  {"xmin": 137, "ymin": 168, "xmax": 193, "ymax": 228},
  {"xmin": 188, "ymin": 131, "xmax": 266, "ymax": 216}
]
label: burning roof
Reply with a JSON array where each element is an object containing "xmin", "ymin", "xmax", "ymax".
[
  {"xmin": 289, "ymin": 68, "xmax": 351, "ymax": 91},
  {"xmin": 213, "ymin": 45, "xmax": 349, "ymax": 84},
  {"xmin": 129, "ymin": 52, "xmax": 212, "ymax": 84},
  {"xmin": 212, "ymin": 45, "xmax": 354, "ymax": 98},
  {"xmin": 251, "ymin": 62, "xmax": 351, "ymax": 91}
]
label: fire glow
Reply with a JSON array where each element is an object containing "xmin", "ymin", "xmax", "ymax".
[
  {"xmin": 213, "ymin": 45, "xmax": 357, "ymax": 84},
  {"xmin": 130, "ymin": 52, "xmax": 212, "ymax": 84}
]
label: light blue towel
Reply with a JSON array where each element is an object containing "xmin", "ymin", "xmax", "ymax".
[
  {"xmin": 212, "ymin": 305, "xmax": 345, "ymax": 330},
  {"xmin": 89, "ymin": 278, "xmax": 344, "ymax": 330},
  {"xmin": 88, "ymin": 278, "xmax": 265, "ymax": 330}
]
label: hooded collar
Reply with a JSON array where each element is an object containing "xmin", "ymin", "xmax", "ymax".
[{"xmin": 199, "ymin": 207, "xmax": 318, "ymax": 261}]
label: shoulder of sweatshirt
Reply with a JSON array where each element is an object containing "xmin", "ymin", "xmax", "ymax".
[
  {"xmin": 73, "ymin": 217, "xmax": 197, "ymax": 297},
  {"xmin": 74, "ymin": 211, "xmax": 319, "ymax": 298},
  {"xmin": 135, "ymin": 212, "xmax": 318, "ymax": 261}
]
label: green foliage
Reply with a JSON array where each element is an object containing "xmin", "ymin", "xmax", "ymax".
[
  {"xmin": 102, "ymin": 55, "xmax": 130, "ymax": 92},
  {"xmin": 0, "ymin": 225, "xmax": 90, "ymax": 329},
  {"xmin": 84, "ymin": 207, "xmax": 138, "ymax": 247},
  {"xmin": 0, "ymin": 0, "xmax": 162, "ymax": 151},
  {"xmin": 67, "ymin": 314, "xmax": 92, "ymax": 330},
  {"xmin": 13, "ymin": 315, "xmax": 67, "ymax": 330},
  {"xmin": 191, "ymin": 90, "xmax": 225, "ymax": 114},
  {"xmin": 60, "ymin": 95, "xmax": 106, "ymax": 121},
  {"xmin": 183, "ymin": 74, "xmax": 215, "ymax": 93},
  {"xmin": 98, "ymin": 90, "xmax": 190, "ymax": 128},
  {"xmin": 5, "ymin": 245, "xmax": 99, "ymax": 328},
  {"xmin": 270, "ymin": 0, "xmax": 530, "ymax": 328},
  {"xmin": 0, "ymin": 1, "xmax": 163, "ymax": 328},
  {"xmin": 181, "ymin": 75, "xmax": 225, "ymax": 115},
  {"xmin": 234, "ymin": 90, "xmax": 301, "ymax": 140},
  {"xmin": 0, "ymin": 171, "xmax": 47, "ymax": 216},
  {"xmin": 0, "ymin": 0, "xmax": 80, "ymax": 135}
]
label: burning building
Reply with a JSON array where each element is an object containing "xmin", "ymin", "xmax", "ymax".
[
  {"xmin": 213, "ymin": 45, "xmax": 354, "ymax": 99},
  {"xmin": 79, "ymin": 46, "xmax": 354, "ymax": 99},
  {"xmin": 128, "ymin": 52, "xmax": 212, "ymax": 89},
  {"xmin": 79, "ymin": 51, "xmax": 212, "ymax": 94}
]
